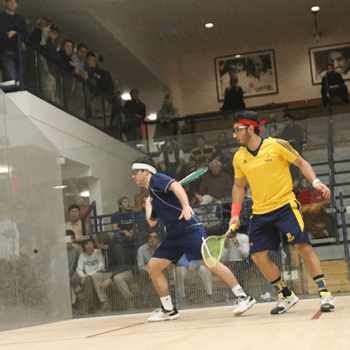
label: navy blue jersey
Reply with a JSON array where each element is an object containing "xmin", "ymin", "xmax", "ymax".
[{"xmin": 149, "ymin": 173, "xmax": 202, "ymax": 235}]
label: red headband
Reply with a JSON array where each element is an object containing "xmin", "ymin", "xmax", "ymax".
[{"xmin": 235, "ymin": 119, "xmax": 266, "ymax": 134}]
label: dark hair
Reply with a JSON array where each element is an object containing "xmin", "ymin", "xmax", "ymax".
[
  {"xmin": 98, "ymin": 55, "xmax": 104, "ymax": 63},
  {"xmin": 77, "ymin": 43, "xmax": 88, "ymax": 52},
  {"xmin": 95, "ymin": 232, "xmax": 111, "ymax": 246},
  {"xmin": 147, "ymin": 231, "xmax": 159, "ymax": 240},
  {"xmin": 86, "ymin": 51, "xmax": 96, "ymax": 59},
  {"xmin": 82, "ymin": 235, "xmax": 94, "ymax": 247},
  {"xmin": 234, "ymin": 110, "xmax": 260, "ymax": 136},
  {"xmin": 284, "ymin": 113, "xmax": 293, "ymax": 120},
  {"xmin": 327, "ymin": 63, "xmax": 335, "ymax": 68},
  {"xmin": 130, "ymin": 88, "xmax": 139, "ymax": 95},
  {"xmin": 132, "ymin": 156, "xmax": 156, "ymax": 169},
  {"xmin": 66, "ymin": 230, "xmax": 75, "ymax": 239},
  {"xmin": 230, "ymin": 77, "xmax": 238, "ymax": 85},
  {"xmin": 60, "ymin": 39, "xmax": 74, "ymax": 51},
  {"xmin": 68, "ymin": 204, "xmax": 80, "ymax": 212}
]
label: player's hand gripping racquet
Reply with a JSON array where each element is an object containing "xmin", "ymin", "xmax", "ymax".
[
  {"xmin": 201, "ymin": 224, "xmax": 237, "ymax": 268},
  {"xmin": 178, "ymin": 167, "xmax": 208, "ymax": 185}
]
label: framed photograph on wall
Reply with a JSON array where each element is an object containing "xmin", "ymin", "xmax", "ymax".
[
  {"xmin": 309, "ymin": 42, "xmax": 350, "ymax": 85},
  {"xmin": 214, "ymin": 49, "xmax": 278, "ymax": 101}
]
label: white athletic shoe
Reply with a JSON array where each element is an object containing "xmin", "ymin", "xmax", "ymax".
[
  {"xmin": 233, "ymin": 296, "xmax": 256, "ymax": 316},
  {"xmin": 270, "ymin": 292, "xmax": 299, "ymax": 314},
  {"xmin": 147, "ymin": 307, "xmax": 180, "ymax": 322},
  {"xmin": 320, "ymin": 292, "xmax": 335, "ymax": 312}
]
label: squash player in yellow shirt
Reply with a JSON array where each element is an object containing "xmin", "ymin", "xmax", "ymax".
[{"xmin": 229, "ymin": 110, "xmax": 335, "ymax": 314}]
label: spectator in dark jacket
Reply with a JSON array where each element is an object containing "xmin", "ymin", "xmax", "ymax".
[
  {"xmin": 94, "ymin": 232, "xmax": 136, "ymax": 310},
  {"xmin": 0, "ymin": 0, "xmax": 28, "ymax": 82}
]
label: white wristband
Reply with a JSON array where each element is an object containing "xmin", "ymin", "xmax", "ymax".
[{"xmin": 312, "ymin": 178, "xmax": 321, "ymax": 186}]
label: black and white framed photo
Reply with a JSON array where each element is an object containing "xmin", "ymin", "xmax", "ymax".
[
  {"xmin": 214, "ymin": 49, "xmax": 278, "ymax": 101},
  {"xmin": 309, "ymin": 42, "xmax": 350, "ymax": 85}
]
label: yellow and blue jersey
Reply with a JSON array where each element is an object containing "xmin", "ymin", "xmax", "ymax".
[{"xmin": 233, "ymin": 137, "xmax": 299, "ymax": 215}]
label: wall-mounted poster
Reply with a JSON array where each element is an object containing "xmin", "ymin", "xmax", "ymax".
[
  {"xmin": 309, "ymin": 42, "xmax": 350, "ymax": 84},
  {"xmin": 214, "ymin": 49, "xmax": 278, "ymax": 101}
]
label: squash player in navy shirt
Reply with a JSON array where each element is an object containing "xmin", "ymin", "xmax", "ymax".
[{"xmin": 131, "ymin": 156, "xmax": 255, "ymax": 322}]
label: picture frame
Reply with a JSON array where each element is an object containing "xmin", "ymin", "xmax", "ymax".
[
  {"xmin": 309, "ymin": 42, "xmax": 350, "ymax": 85},
  {"xmin": 214, "ymin": 49, "xmax": 278, "ymax": 101}
]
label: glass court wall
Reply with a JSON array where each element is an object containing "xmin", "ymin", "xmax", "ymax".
[{"xmin": 0, "ymin": 89, "xmax": 71, "ymax": 331}]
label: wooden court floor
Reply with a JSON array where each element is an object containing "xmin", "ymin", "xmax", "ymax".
[{"xmin": 1, "ymin": 296, "xmax": 350, "ymax": 350}]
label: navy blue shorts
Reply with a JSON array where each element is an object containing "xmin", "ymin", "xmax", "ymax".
[
  {"xmin": 249, "ymin": 201, "xmax": 311, "ymax": 255},
  {"xmin": 153, "ymin": 224, "xmax": 206, "ymax": 263}
]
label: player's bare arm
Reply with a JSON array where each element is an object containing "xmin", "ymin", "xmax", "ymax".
[
  {"xmin": 229, "ymin": 176, "xmax": 247, "ymax": 228},
  {"xmin": 145, "ymin": 196, "xmax": 157, "ymax": 227},
  {"xmin": 168, "ymin": 182, "xmax": 194, "ymax": 220},
  {"xmin": 293, "ymin": 156, "xmax": 331, "ymax": 199}
]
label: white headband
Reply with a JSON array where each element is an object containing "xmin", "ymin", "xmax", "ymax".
[{"xmin": 132, "ymin": 163, "xmax": 157, "ymax": 174}]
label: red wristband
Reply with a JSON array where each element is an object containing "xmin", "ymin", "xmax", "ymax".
[{"xmin": 231, "ymin": 203, "xmax": 241, "ymax": 217}]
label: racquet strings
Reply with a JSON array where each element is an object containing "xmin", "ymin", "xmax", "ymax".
[{"xmin": 202, "ymin": 236, "xmax": 225, "ymax": 267}]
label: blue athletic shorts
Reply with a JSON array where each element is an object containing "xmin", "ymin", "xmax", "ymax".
[
  {"xmin": 153, "ymin": 224, "xmax": 206, "ymax": 263},
  {"xmin": 249, "ymin": 200, "xmax": 311, "ymax": 255}
]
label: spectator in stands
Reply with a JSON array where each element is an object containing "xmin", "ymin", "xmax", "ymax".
[
  {"xmin": 29, "ymin": 18, "xmax": 57, "ymax": 101},
  {"xmin": 85, "ymin": 51, "xmax": 99, "ymax": 82},
  {"xmin": 123, "ymin": 88, "xmax": 146, "ymax": 142},
  {"xmin": 111, "ymin": 196, "xmax": 133, "ymax": 235},
  {"xmin": 45, "ymin": 24, "xmax": 60, "ymax": 59},
  {"xmin": 95, "ymin": 232, "xmax": 136, "ymax": 311},
  {"xmin": 137, "ymin": 230, "xmax": 160, "ymax": 279},
  {"xmin": 199, "ymin": 159, "xmax": 233, "ymax": 201},
  {"xmin": 157, "ymin": 139, "xmax": 186, "ymax": 180},
  {"xmin": 70, "ymin": 236, "xmax": 105, "ymax": 314},
  {"xmin": 193, "ymin": 194, "xmax": 221, "ymax": 236},
  {"xmin": 96, "ymin": 55, "xmax": 115, "ymax": 96},
  {"xmin": 189, "ymin": 134, "xmax": 217, "ymax": 171},
  {"xmin": 58, "ymin": 39, "xmax": 77, "ymax": 74},
  {"xmin": 215, "ymin": 131, "xmax": 229, "ymax": 154},
  {"xmin": 71, "ymin": 43, "xmax": 88, "ymax": 79},
  {"xmin": 66, "ymin": 230, "xmax": 80, "ymax": 279},
  {"xmin": 279, "ymin": 113, "xmax": 304, "ymax": 155},
  {"xmin": 0, "ymin": 0, "xmax": 28, "ymax": 82},
  {"xmin": 154, "ymin": 96, "xmax": 180, "ymax": 140},
  {"xmin": 217, "ymin": 141, "xmax": 235, "ymax": 179},
  {"xmin": 65, "ymin": 204, "xmax": 83, "ymax": 253},
  {"xmin": 297, "ymin": 179, "xmax": 336, "ymax": 239},
  {"xmin": 321, "ymin": 63, "xmax": 349, "ymax": 106},
  {"xmin": 173, "ymin": 254, "xmax": 213, "ymax": 304},
  {"xmin": 220, "ymin": 78, "xmax": 246, "ymax": 112},
  {"xmin": 110, "ymin": 196, "xmax": 137, "ymax": 259},
  {"xmin": 221, "ymin": 229, "xmax": 250, "ymax": 300}
]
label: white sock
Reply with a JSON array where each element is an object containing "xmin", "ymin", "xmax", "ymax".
[
  {"xmin": 160, "ymin": 295, "xmax": 174, "ymax": 311},
  {"xmin": 232, "ymin": 285, "xmax": 247, "ymax": 298}
]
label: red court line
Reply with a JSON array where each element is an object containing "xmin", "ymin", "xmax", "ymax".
[
  {"xmin": 86, "ymin": 322, "xmax": 145, "ymax": 338},
  {"xmin": 311, "ymin": 310, "xmax": 323, "ymax": 320}
]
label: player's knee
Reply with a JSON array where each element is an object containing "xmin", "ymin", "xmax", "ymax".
[
  {"xmin": 251, "ymin": 251, "xmax": 269, "ymax": 264},
  {"xmin": 294, "ymin": 242, "xmax": 313, "ymax": 255}
]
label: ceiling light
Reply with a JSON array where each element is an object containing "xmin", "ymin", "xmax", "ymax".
[
  {"xmin": 0, "ymin": 166, "xmax": 11, "ymax": 174},
  {"xmin": 235, "ymin": 55, "xmax": 241, "ymax": 58},
  {"xmin": 311, "ymin": 6, "xmax": 320, "ymax": 12},
  {"xmin": 148, "ymin": 113, "xmax": 157, "ymax": 121},
  {"xmin": 121, "ymin": 93, "xmax": 131, "ymax": 100},
  {"xmin": 205, "ymin": 23, "xmax": 214, "ymax": 28},
  {"xmin": 80, "ymin": 191, "xmax": 90, "ymax": 197},
  {"xmin": 54, "ymin": 185, "xmax": 67, "ymax": 189}
]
